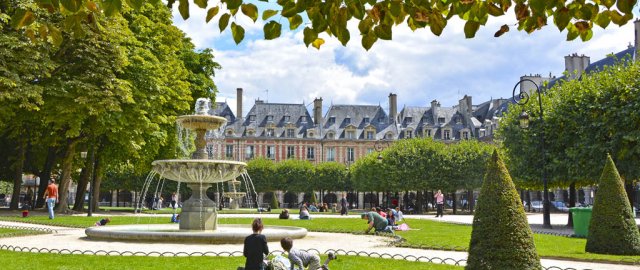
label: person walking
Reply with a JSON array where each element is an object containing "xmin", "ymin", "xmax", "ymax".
[
  {"xmin": 340, "ymin": 194, "xmax": 348, "ymax": 216},
  {"xmin": 43, "ymin": 178, "xmax": 58, "ymax": 219},
  {"xmin": 171, "ymin": 192, "xmax": 178, "ymax": 209},
  {"xmin": 434, "ymin": 190, "xmax": 444, "ymax": 218}
]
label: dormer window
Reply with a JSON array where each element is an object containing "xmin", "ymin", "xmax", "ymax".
[
  {"xmin": 462, "ymin": 131, "xmax": 469, "ymax": 140},
  {"xmin": 385, "ymin": 132, "xmax": 393, "ymax": 139},
  {"xmin": 226, "ymin": 129, "xmax": 234, "ymax": 136},
  {"xmin": 456, "ymin": 117, "xmax": 462, "ymax": 124},
  {"xmin": 444, "ymin": 130, "xmax": 451, "ymax": 140},
  {"xmin": 287, "ymin": 128, "xmax": 295, "ymax": 138},
  {"xmin": 266, "ymin": 115, "xmax": 274, "ymax": 122},
  {"xmin": 284, "ymin": 116, "xmax": 290, "ymax": 122},
  {"xmin": 346, "ymin": 130, "xmax": 355, "ymax": 139},
  {"xmin": 266, "ymin": 128, "xmax": 275, "ymax": 137},
  {"xmin": 405, "ymin": 130, "xmax": 413, "ymax": 138},
  {"xmin": 427, "ymin": 129, "xmax": 432, "ymax": 137},
  {"xmin": 327, "ymin": 132, "xmax": 335, "ymax": 139},
  {"xmin": 249, "ymin": 115, "xmax": 256, "ymax": 122},
  {"xmin": 363, "ymin": 117, "xmax": 370, "ymax": 124},
  {"xmin": 438, "ymin": 117, "xmax": 445, "ymax": 124},
  {"xmin": 328, "ymin": 116, "xmax": 336, "ymax": 125},
  {"xmin": 366, "ymin": 131, "xmax": 374, "ymax": 139},
  {"xmin": 406, "ymin": 117, "xmax": 412, "ymax": 123},
  {"xmin": 301, "ymin": 116, "xmax": 307, "ymax": 123},
  {"xmin": 308, "ymin": 131, "xmax": 314, "ymax": 138},
  {"xmin": 344, "ymin": 117, "xmax": 351, "ymax": 125},
  {"xmin": 247, "ymin": 130, "xmax": 255, "ymax": 136}
]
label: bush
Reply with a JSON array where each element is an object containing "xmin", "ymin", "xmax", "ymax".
[
  {"xmin": 269, "ymin": 192, "xmax": 279, "ymax": 210},
  {"xmin": 585, "ymin": 155, "xmax": 640, "ymax": 255},
  {"xmin": 466, "ymin": 150, "xmax": 541, "ymax": 270},
  {"xmin": 310, "ymin": 191, "xmax": 317, "ymax": 204}
]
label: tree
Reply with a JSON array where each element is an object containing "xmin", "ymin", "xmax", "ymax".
[
  {"xmin": 585, "ymin": 154, "xmax": 640, "ymax": 255},
  {"xmin": 467, "ymin": 150, "xmax": 541, "ymax": 270},
  {"xmin": 275, "ymin": 159, "xmax": 314, "ymax": 193},
  {"xmin": 246, "ymin": 158, "xmax": 277, "ymax": 193},
  {"xmin": 12, "ymin": 0, "xmax": 638, "ymax": 50}
]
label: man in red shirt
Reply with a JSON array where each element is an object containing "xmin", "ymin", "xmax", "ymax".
[{"xmin": 43, "ymin": 178, "xmax": 58, "ymax": 219}]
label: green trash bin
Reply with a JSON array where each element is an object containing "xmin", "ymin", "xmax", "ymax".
[{"xmin": 570, "ymin": 207, "xmax": 592, "ymax": 237}]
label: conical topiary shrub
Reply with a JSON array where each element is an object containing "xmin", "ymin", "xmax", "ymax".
[
  {"xmin": 466, "ymin": 150, "xmax": 541, "ymax": 270},
  {"xmin": 585, "ymin": 154, "xmax": 640, "ymax": 255},
  {"xmin": 269, "ymin": 192, "xmax": 279, "ymax": 209},
  {"xmin": 310, "ymin": 191, "xmax": 318, "ymax": 204}
]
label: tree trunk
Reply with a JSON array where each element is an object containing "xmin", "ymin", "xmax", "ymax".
[
  {"xmin": 55, "ymin": 139, "xmax": 77, "ymax": 212},
  {"xmin": 567, "ymin": 182, "xmax": 576, "ymax": 228},
  {"xmin": 72, "ymin": 147, "xmax": 95, "ymax": 211},
  {"xmin": 36, "ymin": 147, "xmax": 57, "ymax": 208},
  {"xmin": 452, "ymin": 192, "xmax": 457, "ymax": 215},
  {"xmin": 92, "ymin": 152, "xmax": 103, "ymax": 212},
  {"xmin": 526, "ymin": 190, "xmax": 532, "ymax": 212},
  {"xmin": 416, "ymin": 191, "xmax": 423, "ymax": 214},
  {"xmin": 9, "ymin": 137, "xmax": 26, "ymax": 210},
  {"xmin": 467, "ymin": 190, "xmax": 474, "ymax": 214}
]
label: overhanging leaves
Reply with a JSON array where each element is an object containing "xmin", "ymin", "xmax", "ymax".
[
  {"xmin": 230, "ymin": 22, "xmax": 245, "ymax": 44},
  {"xmin": 264, "ymin": 21, "xmax": 281, "ymax": 40}
]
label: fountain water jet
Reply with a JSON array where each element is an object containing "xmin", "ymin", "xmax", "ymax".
[{"xmin": 86, "ymin": 98, "xmax": 307, "ymax": 243}]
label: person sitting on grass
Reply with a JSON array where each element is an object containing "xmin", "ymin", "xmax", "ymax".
[
  {"xmin": 94, "ymin": 217, "xmax": 111, "ymax": 226},
  {"xmin": 361, "ymin": 212, "xmax": 393, "ymax": 234},
  {"xmin": 280, "ymin": 237, "xmax": 336, "ymax": 270},
  {"xmin": 279, "ymin": 209, "xmax": 290, "ymax": 219},
  {"xmin": 243, "ymin": 218, "xmax": 269, "ymax": 270},
  {"xmin": 299, "ymin": 205, "xmax": 311, "ymax": 220}
]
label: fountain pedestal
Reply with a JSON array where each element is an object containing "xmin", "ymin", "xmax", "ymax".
[{"xmin": 181, "ymin": 183, "xmax": 218, "ymax": 230}]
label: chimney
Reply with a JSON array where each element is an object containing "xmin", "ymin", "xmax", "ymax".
[
  {"xmin": 564, "ymin": 54, "xmax": 590, "ymax": 80},
  {"xmin": 388, "ymin": 93, "xmax": 397, "ymax": 123},
  {"xmin": 519, "ymin": 74, "xmax": 547, "ymax": 95},
  {"xmin": 236, "ymin": 88, "xmax": 243, "ymax": 119},
  {"xmin": 431, "ymin": 99, "xmax": 439, "ymax": 124},
  {"xmin": 458, "ymin": 95, "xmax": 472, "ymax": 117},
  {"xmin": 635, "ymin": 19, "xmax": 640, "ymax": 61},
  {"xmin": 313, "ymin": 97, "xmax": 323, "ymax": 125}
]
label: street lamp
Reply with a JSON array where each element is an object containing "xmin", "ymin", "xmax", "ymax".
[
  {"xmin": 374, "ymin": 139, "xmax": 390, "ymax": 163},
  {"xmin": 512, "ymin": 79, "xmax": 552, "ymax": 229}
]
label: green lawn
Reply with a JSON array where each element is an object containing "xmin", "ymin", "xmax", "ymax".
[
  {"xmin": 0, "ymin": 249, "xmax": 461, "ymax": 270},
  {"xmin": 2, "ymin": 215, "xmax": 640, "ymax": 264}
]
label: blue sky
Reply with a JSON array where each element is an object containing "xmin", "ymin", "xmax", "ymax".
[{"xmin": 171, "ymin": 5, "xmax": 636, "ymax": 116}]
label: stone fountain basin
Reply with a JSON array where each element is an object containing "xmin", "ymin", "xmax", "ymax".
[
  {"xmin": 151, "ymin": 159, "xmax": 247, "ymax": 183},
  {"xmin": 85, "ymin": 224, "xmax": 307, "ymax": 244},
  {"xmin": 176, "ymin": 115, "xmax": 227, "ymax": 130}
]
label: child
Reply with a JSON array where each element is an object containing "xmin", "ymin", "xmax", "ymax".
[
  {"xmin": 243, "ymin": 218, "xmax": 269, "ymax": 270},
  {"xmin": 21, "ymin": 202, "xmax": 30, "ymax": 218},
  {"xmin": 280, "ymin": 237, "xmax": 336, "ymax": 270},
  {"xmin": 95, "ymin": 217, "xmax": 111, "ymax": 226},
  {"xmin": 171, "ymin": 213, "xmax": 180, "ymax": 223}
]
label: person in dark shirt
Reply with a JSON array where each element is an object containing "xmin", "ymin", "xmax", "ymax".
[{"xmin": 243, "ymin": 218, "xmax": 269, "ymax": 270}]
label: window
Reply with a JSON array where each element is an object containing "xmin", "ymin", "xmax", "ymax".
[
  {"xmin": 266, "ymin": 115, "xmax": 274, "ymax": 122},
  {"xmin": 427, "ymin": 129, "xmax": 432, "ymax": 137},
  {"xmin": 438, "ymin": 117, "xmax": 445, "ymax": 124},
  {"xmin": 287, "ymin": 128, "xmax": 295, "ymax": 138},
  {"xmin": 346, "ymin": 130, "xmax": 355, "ymax": 139},
  {"xmin": 344, "ymin": 117, "xmax": 351, "ymax": 125},
  {"xmin": 328, "ymin": 117, "xmax": 336, "ymax": 125},
  {"xmin": 462, "ymin": 131, "xmax": 469, "ymax": 140},
  {"xmin": 225, "ymin": 145, "xmax": 234, "ymax": 159},
  {"xmin": 247, "ymin": 130, "xmax": 255, "ymax": 136},
  {"xmin": 385, "ymin": 133, "xmax": 393, "ymax": 139},
  {"xmin": 327, "ymin": 132, "xmax": 335, "ymax": 139},
  {"xmin": 347, "ymin": 148, "xmax": 355, "ymax": 162},
  {"xmin": 308, "ymin": 131, "xmax": 314, "ymax": 138},
  {"xmin": 327, "ymin": 147, "xmax": 335, "ymax": 161},
  {"xmin": 284, "ymin": 116, "xmax": 290, "ymax": 122},
  {"xmin": 287, "ymin": 146, "xmax": 295, "ymax": 158},
  {"xmin": 444, "ymin": 130, "xmax": 451, "ymax": 140},
  {"xmin": 405, "ymin": 130, "xmax": 413, "ymax": 138},
  {"xmin": 366, "ymin": 131, "xmax": 374, "ymax": 139},
  {"xmin": 267, "ymin": 146, "xmax": 275, "ymax": 159},
  {"xmin": 206, "ymin": 145, "xmax": 215, "ymax": 159},
  {"xmin": 406, "ymin": 117, "xmax": 412, "ymax": 123},
  {"xmin": 363, "ymin": 117, "xmax": 370, "ymax": 124},
  {"xmin": 307, "ymin": 147, "xmax": 315, "ymax": 160},
  {"xmin": 266, "ymin": 128, "xmax": 275, "ymax": 137},
  {"xmin": 480, "ymin": 130, "xmax": 486, "ymax": 137},
  {"xmin": 226, "ymin": 129, "xmax": 234, "ymax": 136},
  {"xmin": 367, "ymin": 148, "xmax": 374, "ymax": 154},
  {"xmin": 245, "ymin": 145, "xmax": 254, "ymax": 159},
  {"xmin": 249, "ymin": 115, "xmax": 256, "ymax": 122}
]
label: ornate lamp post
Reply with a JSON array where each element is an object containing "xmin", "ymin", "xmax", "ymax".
[
  {"xmin": 80, "ymin": 151, "xmax": 95, "ymax": 217},
  {"xmin": 512, "ymin": 79, "xmax": 551, "ymax": 229},
  {"xmin": 374, "ymin": 139, "xmax": 390, "ymax": 163}
]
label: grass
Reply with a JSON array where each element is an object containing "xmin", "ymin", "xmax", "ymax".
[
  {"xmin": 0, "ymin": 249, "xmax": 462, "ymax": 270},
  {"xmin": 2, "ymin": 214, "xmax": 640, "ymax": 264},
  {"xmin": 0, "ymin": 228, "xmax": 46, "ymax": 238}
]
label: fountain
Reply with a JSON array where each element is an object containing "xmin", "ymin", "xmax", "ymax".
[
  {"xmin": 224, "ymin": 179, "xmax": 246, "ymax": 210},
  {"xmin": 85, "ymin": 98, "xmax": 307, "ymax": 243}
]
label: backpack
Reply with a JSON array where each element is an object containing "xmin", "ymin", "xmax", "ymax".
[{"xmin": 268, "ymin": 255, "xmax": 291, "ymax": 270}]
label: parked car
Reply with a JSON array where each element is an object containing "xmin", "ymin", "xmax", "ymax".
[
  {"xmin": 551, "ymin": 201, "xmax": 570, "ymax": 212},
  {"xmin": 524, "ymin": 200, "xmax": 544, "ymax": 212}
]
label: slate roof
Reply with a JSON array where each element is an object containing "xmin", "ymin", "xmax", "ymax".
[
  {"xmin": 397, "ymin": 103, "xmax": 473, "ymax": 140},
  {"xmin": 208, "ymin": 101, "xmax": 236, "ymax": 123},
  {"xmin": 585, "ymin": 46, "xmax": 635, "ymax": 73},
  {"xmin": 222, "ymin": 101, "xmax": 315, "ymax": 139},
  {"xmin": 321, "ymin": 105, "xmax": 393, "ymax": 140}
]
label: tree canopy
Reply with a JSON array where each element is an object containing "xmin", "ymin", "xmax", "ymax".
[{"xmin": 5, "ymin": 0, "xmax": 638, "ymax": 50}]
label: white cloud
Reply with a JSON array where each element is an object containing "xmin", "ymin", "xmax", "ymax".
[{"xmin": 172, "ymin": 8, "xmax": 638, "ymax": 117}]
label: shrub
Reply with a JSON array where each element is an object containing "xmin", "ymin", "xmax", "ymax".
[
  {"xmin": 269, "ymin": 192, "xmax": 279, "ymax": 210},
  {"xmin": 585, "ymin": 155, "xmax": 640, "ymax": 255},
  {"xmin": 466, "ymin": 150, "xmax": 541, "ymax": 269},
  {"xmin": 310, "ymin": 191, "xmax": 318, "ymax": 204}
]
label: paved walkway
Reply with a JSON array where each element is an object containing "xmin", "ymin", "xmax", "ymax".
[{"xmin": 1, "ymin": 213, "xmax": 639, "ymax": 269}]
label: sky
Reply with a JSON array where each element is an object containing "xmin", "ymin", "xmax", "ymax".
[{"xmin": 171, "ymin": 4, "xmax": 636, "ymax": 116}]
